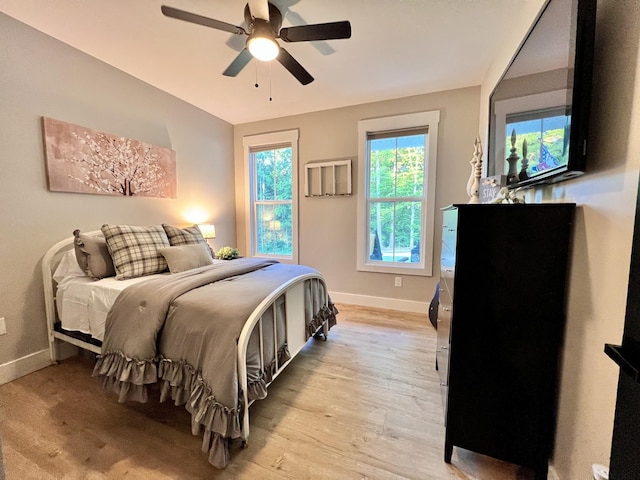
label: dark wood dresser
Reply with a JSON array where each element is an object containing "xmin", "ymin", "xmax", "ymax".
[{"xmin": 437, "ymin": 203, "xmax": 575, "ymax": 480}]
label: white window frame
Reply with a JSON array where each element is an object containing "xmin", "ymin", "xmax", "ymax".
[
  {"xmin": 243, "ymin": 129, "xmax": 299, "ymax": 264},
  {"xmin": 357, "ymin": 111, "xmax": 440, "ymax": 276},
  {"xmin": 493, "ymin": 89, "xmax": 567, "ymax": 174}
]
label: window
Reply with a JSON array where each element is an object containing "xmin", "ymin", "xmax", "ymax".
[
  {"xmin": 243, "ymin": 130, "xmax": 299, "ymax": 263},
  {"xmin": 357, "ymin": 111, "xmax": 440, "ymax": 276},
  {"xmin": 505, "ymin": 106, "xmax": 570, "ymax": 177},
  {"xmin": 492, "ymin": 89, "xmax": 568, "ymax": 176}
]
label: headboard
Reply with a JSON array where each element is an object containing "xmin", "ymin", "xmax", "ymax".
[{"xmin": 41, "ymin": 230, "xmax": 103, "ymax": 359}]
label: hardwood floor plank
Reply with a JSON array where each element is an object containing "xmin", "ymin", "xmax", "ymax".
[{"xmin": 0, "ymin": 304, "xmax": 529, "ymax": 479}]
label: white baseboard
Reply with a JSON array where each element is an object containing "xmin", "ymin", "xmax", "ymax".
[
  {"xmin": 0, "ymin": 342, "xmax": 77, "ymax": 385},
  {"xmin": 329, "ymin": 291, "xmax": 429, "ymax": 314},
  {"xmin": 0, "ymin": 349, "xmax": 52, "ymax": 386}
]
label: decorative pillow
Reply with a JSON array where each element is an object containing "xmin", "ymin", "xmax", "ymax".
[
  {"xmin": 158, "ymin": 244, "xmax": 214, "ymax": 273},
  {"xmin": 73, "ymin": 229, "xmax": 116, "ymax": 279},
  {"xmin": 162, "ymin": 224, "xmax": 215, "ymax": 258},
  {"xmin": 101, "ymin": 224, "xmax": 170, "ymax": 280}
]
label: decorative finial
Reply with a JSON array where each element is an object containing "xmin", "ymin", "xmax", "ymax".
[
  {"xmin": 466, "ymin": 136, "xmax": 484, "ymax": 204},
  {"xmin": 506, "ymin": 128, "xmax": 520, "ymax": 184}
]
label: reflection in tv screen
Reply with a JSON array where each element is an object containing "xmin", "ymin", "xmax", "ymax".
[{"xmin": 505, "ymin": 110, "xmax": 571, "ymax": 178}]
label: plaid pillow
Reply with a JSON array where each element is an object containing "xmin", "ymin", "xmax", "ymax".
[
  {"xmin": 101, "ymin": 224, "xmax": 170, "ymax": 280},
  {"xmin": 162, "ymin": 224, "xmax": 215, "ymax": 258}
]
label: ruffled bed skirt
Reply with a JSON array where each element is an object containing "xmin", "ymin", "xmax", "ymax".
[
  {"xmin": 92, "ymin": 300, "xmax": 338, "ymax": 469},
  {"xmin": 93, "ymin": 343, "xmax": 294, "ymax": 468},
  {"xmin": 307, "ymin": 301, "xmax": 339, "ymax": 337},
  {"xmin": 93, "ymin": 351, "xmax": 158, "ymax": 403},
  {"xmin": 156, "ymin": 357, "xmax": 242, "ymax": 468}
]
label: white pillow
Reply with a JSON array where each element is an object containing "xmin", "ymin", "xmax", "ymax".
[{"xmin": 53, "ymin": 249, "xmax": 88, "ymax": 284}]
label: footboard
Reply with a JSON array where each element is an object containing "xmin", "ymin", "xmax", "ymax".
[{"xmin": 237, "ymin": 272, "xmax": 331, "ymax": 445}]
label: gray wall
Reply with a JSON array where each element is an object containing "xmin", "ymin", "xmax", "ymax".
[
  {"xmin": 0, "ymin": 13, "xmax": 236, "ymax": 367},
  {"xmin": 234, "ymin": 87, "xmax": 481, "ymax": 309}
]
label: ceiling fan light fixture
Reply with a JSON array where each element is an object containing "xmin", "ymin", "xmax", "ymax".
[
  {"xmin": 161, "ymin": 2, "xmax": 351, "ymax": 84},
  {"xmin": 247, "ymin": 35, "xmax": 279, "ymax": 61}
]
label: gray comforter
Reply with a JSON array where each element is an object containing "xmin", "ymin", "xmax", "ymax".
[{"xmin": 92, "ymin": 258, "xmax": 337, "ymax": 468}]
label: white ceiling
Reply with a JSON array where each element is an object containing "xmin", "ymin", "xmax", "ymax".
[{"xmin": 0, "ymin": 0, "xmax": 534, "ymax": 125}]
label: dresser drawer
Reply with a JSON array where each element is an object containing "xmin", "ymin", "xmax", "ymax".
[
  {"xmin": 441, "ymin": 240, "xmax": 455, "ymax": 269},
  {"xmin": 442, "ymin": 223, "xmax": 458, "ymax": 251},
  {"xmin": 440, "ymin": 242, "xmax": 456, "ymax": 297},
  {"xmin": 440, "ymin": 268, "xmax": 455, "ymax": 299},
  {"xmin": 438, "ymin": 282, "xmax": 452, "ymax": 308},
  {"xmin": 436, "ymin": 299, "xmax": 452, "ymax": 388}
]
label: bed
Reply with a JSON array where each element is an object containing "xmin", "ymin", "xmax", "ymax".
[{"xmin": 42, "ymin": 225, "xmax": 337, "ymax": 468}]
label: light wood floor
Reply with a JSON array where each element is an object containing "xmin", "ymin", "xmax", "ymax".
[{"xmin": 0, "ymin": 304, "xmax": 533, "ymax": 479}]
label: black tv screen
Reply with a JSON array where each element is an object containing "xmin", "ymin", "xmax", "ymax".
[{"xmin": 487, "ymin": 0, "xmax": 596, "ymax": 188}]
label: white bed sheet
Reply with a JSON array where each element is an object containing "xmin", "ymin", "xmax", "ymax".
[{"xmin": 53, "ymin": 250, "xmax": 165, "ymax": 341}]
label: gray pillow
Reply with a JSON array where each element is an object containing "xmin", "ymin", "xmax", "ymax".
[
  {"xmin": 73, "ymin": 229, "xmax": 116, "ymax": 279},
  {"xmin": 158, "ymin": 244, "xmax": 214, "ymax": 273}
]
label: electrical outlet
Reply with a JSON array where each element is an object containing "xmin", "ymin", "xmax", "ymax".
[
  {"xmin": 0, "ymin": 317, "xmax": 6, "ymax": 335},
  {"xmin": 394, "ymin": 276, "xmax": 402, "ymax": 287}
]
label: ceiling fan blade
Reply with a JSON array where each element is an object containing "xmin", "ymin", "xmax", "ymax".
[
  {"xmin": 161, "ymin": 5, "xmax": 246, "ymax": 35},
  {"xmin": 225, "ymin": 31, "xmax": 247, "ymax": 52},
  {"xmin": 279, "ymin": 21, "xmax": 351, "ymax": 42},
  {"xmin": 283, "ymin": 10, "xmax": 336, "ymax": 55},
  {"xmin": 223, "ymin": 49, "xmax": 253, "ymax": 77},
  {"xmin": 277, "ymin": 48, "xmax": 314, "ymax": 85},
  {"xmin": 247, "ymin": 0, "xmax": 270, "ymax": 21}
]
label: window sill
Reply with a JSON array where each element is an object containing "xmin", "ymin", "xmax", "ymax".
[{"xmin": 357, "ymin": 261, "xmax": 433, "ymax": 277}]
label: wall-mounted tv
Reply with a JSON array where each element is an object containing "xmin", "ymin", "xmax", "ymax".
[{"xmin": 487, "ymin": 0, "xmax": 597, "ymax": 188}]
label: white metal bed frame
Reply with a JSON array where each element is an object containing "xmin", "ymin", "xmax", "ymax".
[{"xmin": 42, "ymin": 230, "xmax": 331, "ymax": 447}]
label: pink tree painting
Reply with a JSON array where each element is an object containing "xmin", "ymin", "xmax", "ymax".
[{"xmin": 43, "ymin": 117, "xmax": 177, "ymax": 198}]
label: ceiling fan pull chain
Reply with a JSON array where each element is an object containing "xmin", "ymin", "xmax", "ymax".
[
  {"xmin": 269, "ymin": 62, "xmax": 273, "ymax": 102},
  {"xmin": 255, "ymin": 60, "xmax": 259, "ymax": 88}
]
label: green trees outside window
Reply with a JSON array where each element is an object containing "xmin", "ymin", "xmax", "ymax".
[
  {"xmin": 505, "ymin": 111, "xmax": 570, "ymax": 176},
  {"xmin": 368, "ymin": 133, "xmax": 426, "ymax": 264},
  {"xmin": 254, "ymin": 146, "xmax": 293, "ymax": 256}
]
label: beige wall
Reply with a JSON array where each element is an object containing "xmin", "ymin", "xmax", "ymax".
[
  {"xmin": 234, "ymin": 87, "xmax": 481, "ymax": 310},
  {"xmin": 481, "ymin": 0, "xmax": 640, "ymax": 478},
  {"xmin": 0, "ymin": 13, "xmax": 236, "ymax": 367}
]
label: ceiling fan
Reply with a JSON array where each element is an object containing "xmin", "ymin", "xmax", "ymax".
[{"xmin": 161, "ymin": 1, "xmax": 352, "ymax": 85}]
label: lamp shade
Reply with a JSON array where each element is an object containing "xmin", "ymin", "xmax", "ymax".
[
  {"xmin": 247, "ymin": 35, "xmax": 279, "ymax": 61},
  {"xmin": 198, "ymin": 224, "xmax": 216, "ymax": 239}
]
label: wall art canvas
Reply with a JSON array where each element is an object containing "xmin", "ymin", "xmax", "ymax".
[{"xmin": 43, "ymin": 117, "xmax": 177, "ymax": 198}]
